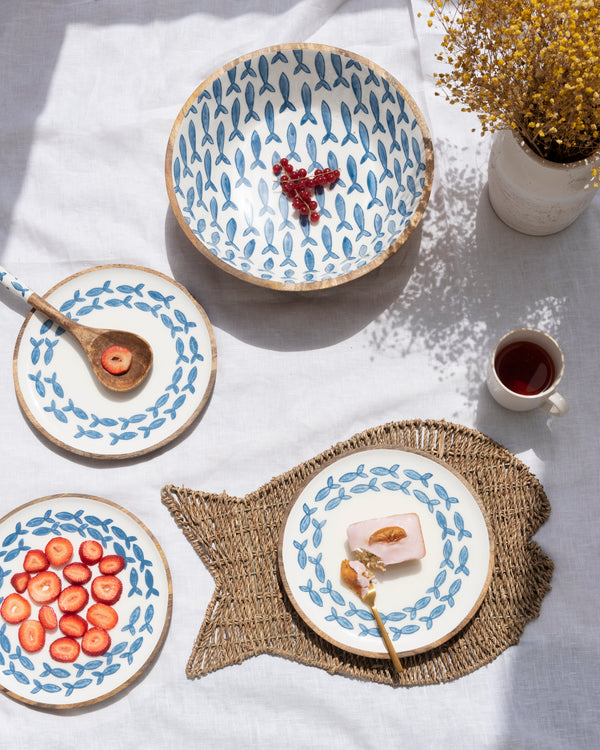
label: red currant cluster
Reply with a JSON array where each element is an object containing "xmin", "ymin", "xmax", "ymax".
[{"xmin": 273, "ymin": 158, "xmax": 341, "ymax": 223}]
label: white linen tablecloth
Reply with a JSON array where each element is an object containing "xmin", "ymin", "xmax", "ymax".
[{"xmin": 1, "ymin": 1, "xmax": 598, "ymax": 747}]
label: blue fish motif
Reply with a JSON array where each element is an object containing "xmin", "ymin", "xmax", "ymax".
[
  {"xmin": 314, "ymin": 186, "xmax": 331, "ymax": 218},
  {"xmin": 311, "ymin": 518, "xmax": 326, "ymax": 548},
  {"xmin": 304, "ymin": 248, "xmax": 315, "ymax": 271},
  {"xmin": 304, "ymin": 133, "xmax": 321, "ymax": 172},
  {"xmin": 456, "ymin": 546, "xmax": 470, "ymax": 576},
  {"xmin": 243, "ymin": 203, "xmax": 259, "ymax": 236},
  {"xmin": 264, "ymin": 101, "xmax": 280, "ymax": 144},
  {"xmin": 440, "ymin": 579, "xmax": 462, "ymax": 607},
  {"xmin": 340, "ymin": 464, "xmax": 367, "ymax": 482},
  {"xmin": 325, "ymin": 607, "xmax": 353, "ymax": 630},
  {"xmin": 226, "ymin": 68, "xmax": 240, "ymax": 95},
  {"xmin": 293, "ymin": 49, "xmax": 310, "ymax": 74},
  {"xmin": 454, "ymin": 512, "xmax": 472, "ymax": 541},
  {"xmin": 118, "ymin": 413, "xmax": 147, "ymax": 431},
  {"xmin": 182, "ymin": 366, "xmax": 198, "ymax": 394},
  {"xmin": 365, "ymin": 68, "xmax": 380, "ymax": 86},
  {"xmin": 43, "ymin": 399, "xmax": 68, "ymax": 424},
  {"xmin": 183, "ymin": 186, "xmax": 195, "ymax": 219},
  {"xmin": 300, "ymin": 82, "xmax": 316, "ymax": 126},
  {"xmin": 234, "ymin": 148, "xmax": 250, "ymax": 188},
  {"xmin": 396, "ymin": 92, "xmax": 409, "ymax": 124},
  {"xmin": 224, "ymin": 217, "xmax": 239, "ymax": 251},
  {"xmin": 188, "ymin": 121, "xmax": 201, "ymax": 163},
  {"xmin": 321, "ymin": 225, "xmax": 338, "ymax": 261},
  {"xmin": 244, "ymin": 82, "xmax": 259, "ymax": 124},
  {"xmin": 243, "ymin": 239, "xmax": 256, "ymax": 259},
  {"xmin": 189, "ymin": 337, "xmax": 204, "ymax": 364},
  {"xmin": 220, "ymin": 173, "xmax": 236, "ymax": 210},
  {"xmin": 195, "ymin": 171, "xmax": 207, "ymax": 209},
  {"xmin": 384, "ymin": 186, "xmax": 396, "ymax": 219},
  {"xmin": 228, "ymin": 98, "xmax": 243, "ymax": 141},
  {"xmin": 340, "ymin": 101, "xmax": 357, "ymax": 146},
  {"xmin": 382, "ymin": 79, "xmax": 395, "ymax": 103},
  {"xmin": 294, "ymin": 539, "xmax": 308, "ymax": 569},
  {"xmin": 146, "ymin": 393, "xmax": 169, "ymax": 418},
  {"xmin": 419, "ymin": 605, "xmax": 446, "ymax": 630},
  {"xmin": 201, "ymin": 103, "xmax": 213, "ymax": 145},
  {"xmin": 335, "ymin": 193, "xmax": 352, "ymax": 231},
  {"xmin": 403, "ymin": 596, "xmax": 431, "ymax": 621},
  {"xmin": 358, "ymin": 121, "xmax": 376, "ymax": 164},
  {"xmin": 85, "ymin": 280, "xmax": 112, "ymax": 297},
  {"xmin": 440, "ymin": 540, "xmax": 454, "ymax": 570},
  {"xmin": 140, "ymin": 604, "xmax": 155, "ymax": 634},
  {"xmin": 77, "ymin": 298, "xmax": 102, "ymax": 316},
  {"xmin": 179, "ymin": 135, "xmax": 193, "ymax": 178},
  {"xmin": 351, "ymin": 73, "xmax": 368, "ymax": 114},
  {"xmin": 257, "ymin": 178, "xmax": 274, "ymax": 216},
  {"xmin": 387, "ymin": 110, "xmax": 401, "ymax": 152},
  {"xmin": 172, "ymin": 157, "xmax": 183, "ymax": 197},
  {"xmin": 314, "ymin": 52, "xmax": 330, "ymax": 90},
  {"xmin": 320, "ymin": 101, "xmax": 337, "ymax": 144},
  {"xmin": 241, "ymin": 60, "xmax": 255, "ymax": 79},
  {"xmin": 278, "ymin": 193, "xmax": 294, "ymax": 230},
  {"xmin": 331, "ymin": 54, "xmax": 349, "ymax": 88},
  {"xmin": 250, "ymin": 131, "xmax": 265, "ymax": 170},
  {"xmin": 204, "ymin": 149, "xmax": 216, "ymax": 191},
  {"xmin": 401, "ymin": 130, "xmax": 414, "ymax": 171},
  {"xmin": 427, "ymin": 570, "xmax": 448, "ymax": 599},
  {"xmin": 300, "ymin": 219, "xmax": 317, "ymax": 248},
  {"xmin": 308, "ymin": 552, "xmax": 325, "ymax": 583},
  {"xmin": 366, "ymin": 171, "xmax": 383, "ymax": 209},
  {"xmin": 63, "ymin": 398, "xmax": 88, "ymax": 420},
  {"xmin": 346, "ymin": 155, "xmax": 363, "ymax": 194},
  {"xmin": 165, "ymin": 394, "xmax": 186, "ymax": 420},
  {"xmin": 320, "ymin": 580, "xmax": 345, "ymax": 606},
  {"xmin": 286, "ymin": 123, "xmax": 300, "ymax": 161},
  {"xmin": 212, "ymin": 78, "xmax": 227, "ymax": 116},
  {"xmin": 412, "ymin": 136, "xmax": 426, "ymax": 174},
  {"xmin": 278, "ymin": 73, "xmax": 296, "ymax": 113},
  {"xmin": 370, "ymin": 92, "xmax": 385, "ymax": 134},
  {"xmin": 377, "ymin": 140, "xmax": 393, "ymax": 182},
  {"xmin": 43, "ymin": 372, "xmax": 64, "ymax": 398},
  {"xmin": 354, "ymin": 204, "xmax": 371, "ymax": 240},
  {"xmin": 436, "ymin": 510, "xmax": 456, "ymax": 540},
  {"xmin": 261, "ymin": 218, "xmax": 278, "ymax": 255},
  {"xmin": 215, "ymin": 122, "xmax": 230, "ymax": 166},
  {"xmin": 280, "ymin": 232, "xmax": 296, "ymax": 266},
  {"xmin": 258, "ymin": 54, "xmax": 275, "ymax": 95},
  {"xmin": 299, "ymin": 579, "xmax": 323, "ymax": 607},
  {"xmin": 393, "ymin": 157, "xmax": 405, "ymax": 195}
]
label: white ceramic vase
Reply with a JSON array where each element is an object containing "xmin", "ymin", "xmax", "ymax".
[{"xmin": 488, "ymin": 129, "xmax": 599, "ymax": 235}]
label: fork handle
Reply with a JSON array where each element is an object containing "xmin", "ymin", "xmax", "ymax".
[{"xmin": 371, "ymin": 605, "xmax": 403, "ymax": 673}]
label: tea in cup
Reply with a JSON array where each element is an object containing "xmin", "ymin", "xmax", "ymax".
[{"xmin": 486, "ymin": 328, "xmax": 568, "ymax": 416}]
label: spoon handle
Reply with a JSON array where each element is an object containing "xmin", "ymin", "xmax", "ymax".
[{"xmin": 0, "ymin": 265, "xmax": 33, "ymax": 303}]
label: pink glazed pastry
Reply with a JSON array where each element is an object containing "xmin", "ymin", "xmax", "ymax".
[{"xmin": 346, "ymin": 513, "xmax": 426, "ymax": 569}]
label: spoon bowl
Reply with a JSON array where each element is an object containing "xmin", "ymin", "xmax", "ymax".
[{"xmin": 1, "ymin": 268, "xmax": 153, "ymax": 392}]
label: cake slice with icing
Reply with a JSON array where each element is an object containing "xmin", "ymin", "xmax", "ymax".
[{"xmin": 346, "ymin": 513, "xmax": 426, "ymax": 570}]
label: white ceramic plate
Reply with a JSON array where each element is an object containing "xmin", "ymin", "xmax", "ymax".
[
  {"xmin": 166, "ymin": 43, "xmax": 433, "ymax": 290},
  {"xmin": 0, "ymin": 494, "xmax": 172, "ymax": 709},
  {"xmin": 13, "ymin": 265, "xmax": 216, "ymax": 459},
  {"xmin": 278, "ymin": 447, "xmax": 494, "ymax": 659}
]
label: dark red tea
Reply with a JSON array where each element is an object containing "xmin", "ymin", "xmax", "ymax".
[{"xmin": 494, "ymin": 340, "xmax": 556, "ymax": 395}]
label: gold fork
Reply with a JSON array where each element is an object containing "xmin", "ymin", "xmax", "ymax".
[{"xmin": 362, "ymin": 584, "xmax": 403, "ymax": 673}]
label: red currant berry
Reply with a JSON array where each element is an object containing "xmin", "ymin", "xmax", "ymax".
[
  {"xmin": 273, "ymin": 163, "xmax": 282, "ymax": 174},
  {"xmin": 280, "ymin": 157, "xmax": 289, "ymax": 167},
  {"xmin": 310, "ymin": 212, "xmax": 320, "ymax": 223},
  {"xmin": 297, "ymin": 168, "xmax": 307, "ymax": 178},
  {"xmin": 309, "ymin": 200, "xmax": 318, "ymax": 210}
]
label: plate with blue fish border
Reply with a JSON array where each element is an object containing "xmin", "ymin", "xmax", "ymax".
[
  {"xmin": 166, "ymin": 43, "xmax": 434, "ymax": 290},
  {"xmin": 12, "ymin": 265, "xmax": 217, "ymax": 459},
  {"xmin": 278, "ymin": 446, "xmax": 494, "ymax": 660},
  {"xmin": 0, "ymin": 494, "xmax": 172, "ymax": 709}
]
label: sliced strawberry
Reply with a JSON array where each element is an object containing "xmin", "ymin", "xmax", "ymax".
[
  {"xmin": 86, "ymin": 602, "xmax": 118, "ymax": 630},
  {"xmin": 27, "ymin": 571, "xmax": 62, "ymax": 604},
  {"xmin": 81, "ymin": 627, "xmax": 111, "ymax": 657},
  {"xmin": 59, "ymin": 613, "xmax": 88, "ymax": 638},
  {"xmin": 39, "ymin": 605, "xmax": 58, "ymax": 630},
  {"xmin": 91, "ymin": 575, "xmax": 122, "ymax": 605},
  {"xmin": 23, "ymin": 549, "xmax": 50, "ymax": 573},
  {"xmin": 1, "ymin": 593, "xmax": 32, "ymax": 624},
  {"xmin": 79, "ymin": 540, "xmax": 103, "ymax": 566},
  {"xmin": 49, "ymin": 636, "xmax": 80, "ymax": 663},
  {"xmin": 63, "ymin": 562, "xmax": 92, "ymax": 585},
  {"xmin": 98, "ymin": 554, "xmax": 125, "ymax": 575},
  {"xmin": 18, "ymin": 619, "xmax": 45, "ymax": 653},
  {"xmin": 101, "ymin": 345, "xmax": 132, "ymax": 375},
  {"xmin": 10, "ymin": 571, "xmax": 30, "ymax": 594},
  {"xmin": 45, "ymin": 536, "xmax": 73, "ymax": 567},
  {"xmin": 58, "ymin": 584, "xmax": 89, "ymax": 613}
]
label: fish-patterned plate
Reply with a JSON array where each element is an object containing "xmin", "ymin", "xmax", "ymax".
[
  {"xmin": 278, "ymin": 447, "xmax": 494, "ymax": 659},
  {"xmin": 13, "ymin": 265, "xmax": 216, "ymax": 459},
  {"xmin": 166, "ymin": 43, "xmax": 434, "ymax": 291},
  {"xmin": 0, "ymin": 494, "xmax": 172, "ymax": 709}
]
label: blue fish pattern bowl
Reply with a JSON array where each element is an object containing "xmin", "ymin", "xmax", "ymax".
[{"xmin": 166, "ymin": 44, "xmax": 434, "ymax": 291}]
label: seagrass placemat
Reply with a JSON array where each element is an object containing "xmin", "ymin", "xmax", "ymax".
[{"xmin": 161, "ymin": 419, "xmax": 553, "ymax": 685}]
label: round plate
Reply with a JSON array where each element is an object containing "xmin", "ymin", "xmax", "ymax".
[
  {"xmin": 278, "ymin": 447, "xmax": 494, "ymax": 659},
  {"xmin": 13, "ymin": 265, "xmax": 216, "ymax": 459},
  {"xmin": 0, "ymin": 494, "xmax": 172, "ymax": 709},
  {"xmin": 166, "ymin": 43, "xmax": 433, "ymax": 291}
]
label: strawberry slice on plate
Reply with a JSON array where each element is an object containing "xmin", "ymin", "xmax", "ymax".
[
  {"xmin": 81, "ymin": 627, "xmax": 111, "ymax": 657},
  {"xmin": 45, "ymin": 537, "xmax": 73, "ymax": 567},
  {"xmin": 27, "ymin": 571, "xmax": 62, "ymax": 604},
  {"xmin": 86, "ymin": 602, "xmax": 118, "ymax": 630},
  {"xmin": 100, "ymin": 345, "xmax": 132, "ymax": 375},
  {"xmin": 98, "ymin": 554, "xmax": 125, "ymax": 575},
  {"xmin": 63, "ymin": 562, "xmax": 92, "ymax": 585},
  {"xmin": 49, "ymin": 636, "xmax": 80, "ymax": 663},
  {"xmin": 91, "ymin": 575, "xmax": 123, "ymax": 605},
  {"xmin": 18, "ymin": 619, "xmax": 45, "ymax": 653},
  {"xmin": 59, "ymin": 613, "xmax": 88, "ymax": 638},
  {"xmin": 79, "ymin": 540, "xmax": 103, "ymax": 566},
  {"xmin": 10, "ymin": 571, "xmax": 30, "ymax": 594},
  {"xmin": 39, "ymin": 605, "xmax": 58, "ymax": 630},
  {"xmin": 23, "ymin": 549, "xmax": 50, "ymax": 573},
  {"xmin": 58, "ymin": 584, "xmax": 89, "ymax": 613},
  {"xmin": 1, "ymin": 593, "xmax": 32, "ymax": 623}
]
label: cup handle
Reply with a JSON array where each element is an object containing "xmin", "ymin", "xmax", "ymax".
[{"xmin": 539, "ymin": 391, "xmax": 569, "ymax": 417}]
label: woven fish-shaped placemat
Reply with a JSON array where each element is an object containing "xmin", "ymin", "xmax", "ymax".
[{"xmin": 161, "ymin": 419, "xmax": 553, "ymax": 685}]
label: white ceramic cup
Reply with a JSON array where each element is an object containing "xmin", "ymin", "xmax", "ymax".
[{"xmin": 486, "ymin": 328, "xmax": 568, "ymax": 416}]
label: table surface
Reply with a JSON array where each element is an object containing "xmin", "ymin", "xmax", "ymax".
[{"xmin": 1, "ymin": 2, "xmax": 597, "ymax": 748}]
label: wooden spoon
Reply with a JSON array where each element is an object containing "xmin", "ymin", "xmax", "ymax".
[{"xmin": 1, "ymin": 266, "xmax": 153, "ymax": 392}]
